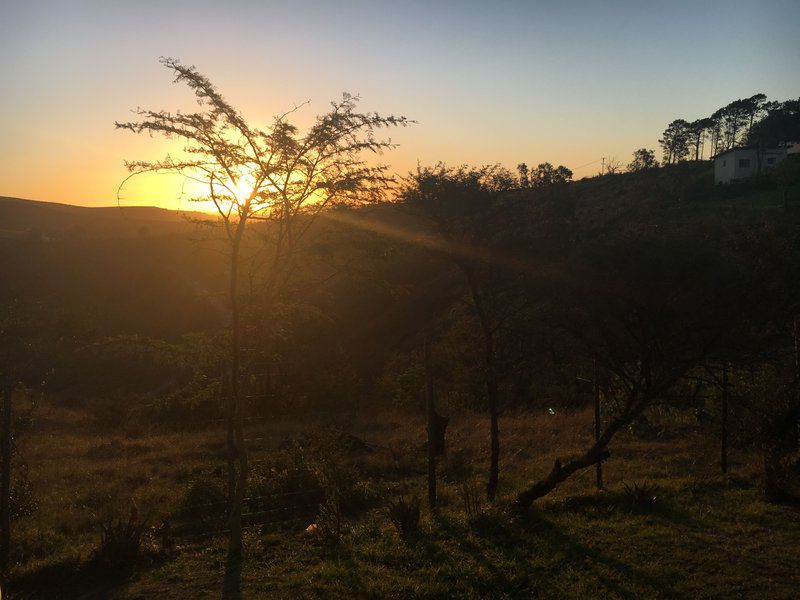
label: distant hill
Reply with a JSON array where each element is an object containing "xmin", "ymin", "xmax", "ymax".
[{"xmin": 0, "ymin": 196, "xmax": 214, "ymax": 239}]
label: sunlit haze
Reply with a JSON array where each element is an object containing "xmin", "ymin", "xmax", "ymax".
[{"xmin": 2, "ymin": 0, "xmax": 799, "ymax": 209}]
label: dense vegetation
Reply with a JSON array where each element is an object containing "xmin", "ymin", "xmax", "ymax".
[
  {"xmin": 2, "ymin": 155, "xmax": 800, "ymax": 596},
  {"xmin": 2, "ymin": 59, "xmax": 800, "ymax": 597},
  {"xmin": 658, "ymin": 93, "xmax": 800, "ymax": 163}
]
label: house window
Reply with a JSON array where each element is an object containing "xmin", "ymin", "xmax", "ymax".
[
  {"xmin": 767, "ymin": 157, "xmax": 776, "ymax": 165},
  {"xmin": 738, "ymin": 159, "xmax": 751, "ymax": 168}
]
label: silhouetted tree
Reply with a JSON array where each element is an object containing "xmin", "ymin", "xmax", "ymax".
[
  {"xmin": 743, "ymin": 93, "xmax": 768, "ymax": 138},
  {"xmin": 627, "ymin": 148, "xmax": 658, "ymax": 172},
  {"xmin": 687, "ymin": 118, "xmax": 715, "ymax": 160},
  {"xmin": 516, "ymin": 163, "xmax": 530, "ymax": 188},
  {"xmin": 748, "ymin": 99, "xmax": 800, "ymax": 148},
  {"xmin": 720, "ymin": 99, "xmax": 750, "ymax": 149},
  {"xmin": 401, "ymin": 164, "xmax": 524, "ymax": 501},
  {"xmin": 659, "ymin": 119, "xmax": 691, "ymax": 164},
  {"xmin": 529, "ymin": 163, "xmax": 573, "ymax": 187},
  {"xmin": 116, "ymin": 57, "xmax": 409, "ymax": 557},
  {"xmin": 424, "ymin": 337, "xmax": 448, "ymax": 509},
  {"xmin": 515, "ymin": 237, "xmax": 746, "ymax": 508},
  {"xmin": 603, "ymin": 157, "xmax": 622, "ymax": 175}
]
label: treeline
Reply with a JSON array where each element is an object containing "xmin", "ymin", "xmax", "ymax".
[
  {"xmin": 9, "ymin": 162, "xmax": 799, "ymax": 506},
  {"xmin": 659, "ymin": 94, "xmax": 800, "ymax": 164},
  {"xmin": 3, "ymin": 59, "xmax": 800, "ymax": 568}
]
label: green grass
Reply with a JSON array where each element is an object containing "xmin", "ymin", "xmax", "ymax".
[{"xmin": 6, "ymin": 403, "xmax": 800, "ymax": 598}]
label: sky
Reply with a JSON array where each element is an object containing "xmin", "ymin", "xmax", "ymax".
[{"xmin": 1, "ymin": 0, "xmax": 799, "ymax": 209}]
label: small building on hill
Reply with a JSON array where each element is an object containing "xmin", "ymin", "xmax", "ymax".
[{"xmin": 713, "ymin": 146, "xmax": 788, "ymax": 184}]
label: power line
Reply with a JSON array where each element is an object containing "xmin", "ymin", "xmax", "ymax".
[{"xmin": 571, "ymin": 158, "xmax": 603, "ymax": 173}]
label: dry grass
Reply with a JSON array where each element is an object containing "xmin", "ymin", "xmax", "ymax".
[{"xmin": 7, "ymin": 399, "xmax": 800, "ymax": 598}]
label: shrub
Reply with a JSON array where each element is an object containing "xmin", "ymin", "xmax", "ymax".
[
  {"xmin": 459, "ymin": 479, "xmax": 482, "ymax": 518},
  {"xmin": 620, "ymin": 481, "xmax": 659, "ymax": 512},
  {"xmin": 172, "ymin": 477, "xmax": 228, "ymax": 535},
  {"xmin": 387, "ymin": 496, "xmax": 420, "ymax": 541},
  {"xmin": 178, "ymin": 477, "xmax": 227, "ymax": 514},
  {"xmin": 314, "ymin": 498, "xmax": 343, "ymax": 546},
  {"xmin": 287, "ymin": 427, "xmax": 368, "ymax": 525},
  {"xmin": 90, "ymin": 501, "xmax": 147, "ymax": 574}
]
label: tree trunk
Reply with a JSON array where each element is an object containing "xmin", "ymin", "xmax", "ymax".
[
  {"xmin": 516, "ymin": 449, "xmax": 611, "ymax": 509},
  {"xmin": 425, "ymin": 339, "xmax": 437, "ymax": 509},
  {"xmin": 225, "ymin": 375, "xmax": 236, "ymax": 513},
  {"xmin": 0, "ymin": 385, "xmax": 11, "ymax": 572},
  {"xmin": 721, "ymin": 364, "xmax": 729, "ymax": 475},
  {"xmin": 227, "ymin": 230, "xmax": 248, "ymax": 558},
  {"xmin": 488, "ymin": 376, "xmax": 500, "ymax": 502},
  {"xmin": 481, "ymin": 318, "xmax": 500, "ymax": 502},
  {"xmin": 463, "ymin": 268, "xmax": 500, "ymax": 502},
  {"xmin": 516, "ymin": 394, "xmax": 650, "ymax": 509}
]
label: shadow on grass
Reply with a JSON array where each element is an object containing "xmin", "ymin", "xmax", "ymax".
[
  {"xmin": 8, "ymin": 555, "xmax": 147, "ymax": 599},
  {"xmin": 312, "ymin": 543, "xmax": 377, "ymax": 597},
  {"xmin": 550, "ymin": 487, "xmax": 706, "ymax": 531},
  {"xmin": 447, "ymin": 514, "xmax": 537, "ymax": 597},
  {"xmin": 430, "ymin": 506, "xmax": 680, "ymax": 599}
]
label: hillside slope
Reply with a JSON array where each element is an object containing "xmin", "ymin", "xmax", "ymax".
[{"xmin": 0, "ymin": 196, "xmax": 212, "ymax": 238}]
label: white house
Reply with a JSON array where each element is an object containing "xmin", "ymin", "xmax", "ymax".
[{"xmin": 713, "ymin": 146, "xmax": 787, "ymax": 184}]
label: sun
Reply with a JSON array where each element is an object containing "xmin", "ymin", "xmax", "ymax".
[{"xmin": 231, "ymin": 175, "xmax": 256, "ymax": 203}]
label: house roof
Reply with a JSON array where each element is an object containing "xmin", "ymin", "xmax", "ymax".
[
  {"xmin": 712, "ymin": 147, "xmax": 757, "ymax": 159},
  {"xmin": 712, "ymin": 146, "xmax": 783, "ymax": 159}
]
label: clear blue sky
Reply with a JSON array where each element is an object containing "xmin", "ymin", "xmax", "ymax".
[{"xmin": 1, "ymin": 0, "xmax": 798, "ymax": 206}]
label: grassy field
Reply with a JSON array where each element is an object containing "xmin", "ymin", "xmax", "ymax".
[{"xmin": 6, "ymin": 399, "xmax": 800, "ymax": 599}]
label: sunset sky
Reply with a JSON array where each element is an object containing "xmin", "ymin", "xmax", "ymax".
[{"xmin": 2, "ymin": 0, "xmax": 799, "ymax": 209}]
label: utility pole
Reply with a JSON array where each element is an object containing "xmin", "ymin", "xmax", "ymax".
[{"xmin": 600, "ymin": 157, "xmax": 605, "ymax": 176}]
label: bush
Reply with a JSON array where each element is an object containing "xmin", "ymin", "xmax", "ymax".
[
  {"xmin": 172, "ymin": 477, "xmax": 228, "ymax": 535},
  {"xmin": 286, "ymin": 427, "xmax": 367, "ymax": 514},
  {"xmin": 459, "ymin": 479, "xmax": 482, "ymax": 519},
  {"xmin": 178, "ymin": 477, "xmax": 227, "ymax": 514},
  {"xmin": 387, "ymin": 496, "xmax": 420, "ymax": 541},
  {"xmin": 314, "ymin": 498, "xmax": 343, "ymax": 546},
  {"xmin": 620, "ymin": 481, "xmax": 659, "ymax": 512},
  {"xmin": 90, "ymin": 501, "xmax": 147, "ymax": 574}
]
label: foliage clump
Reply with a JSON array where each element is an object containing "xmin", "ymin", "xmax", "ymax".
[
  {"xmin": 89, "ymin": 502, "xmax": 148, "ymax": 574},
  {"xmin": 387, "ymin": 496, "xmax": 421, "ymax": 541},
  {"xmin": 620, "ymin": 482, "xmax": 660, "ymax": 512}
]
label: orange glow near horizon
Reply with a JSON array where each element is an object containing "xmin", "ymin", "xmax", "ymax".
[{"xmin": 3, "ymin": 2, "xmax": 798, "ymax": 210}]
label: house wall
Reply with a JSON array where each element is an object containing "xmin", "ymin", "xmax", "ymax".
[
  {"xmin": 715, "ymin": 148, "xmax": 787, "ymax": 184},
  {"xmin": 732, "ymin": 148, "xmax": 759, "ymax": 180},
  {"xmin": 715, "ymin": 153, "xmax": 737, "ymax": 183}
]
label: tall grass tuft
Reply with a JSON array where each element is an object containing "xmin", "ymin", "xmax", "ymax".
[
  {"xmin": 620, "ymin": 481, "xmax": 659, "ymax": 512},
  {"xmin": 387, "ymin": 496, "xmax": 420, "ymax": 541},
  {"xmin": 90, "ymin": 500, "xmax": 147, "ymax": 574}
]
